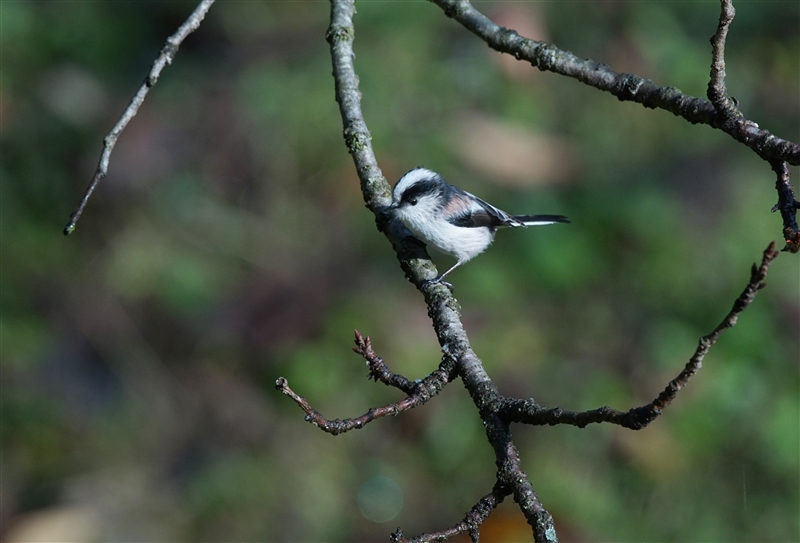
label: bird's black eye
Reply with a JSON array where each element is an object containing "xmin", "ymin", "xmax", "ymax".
[{"xmin": 409, "ymin": 197, "xmax": 418, "ymax": 206}]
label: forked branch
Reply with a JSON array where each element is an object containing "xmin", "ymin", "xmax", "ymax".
[
  {"xmin": 429, "ymin": 0, "xmax": 799, "ymax": 164},
  {"xmin": 354, "ymin": 331, "xmax": 418, "ymax": 395},
  {"xmin": 275, "ymin": 340, "xmax": 458, "ymax": 436}
]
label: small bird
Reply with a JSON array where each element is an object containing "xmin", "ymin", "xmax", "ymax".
[{"xmin": 387, "ymin": 167, "xmax": 569, "ymax": 287}]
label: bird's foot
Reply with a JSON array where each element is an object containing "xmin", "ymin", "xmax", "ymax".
[{"xmin": 422, "ymin": 277, "xmax": 454, "ymax": 293}]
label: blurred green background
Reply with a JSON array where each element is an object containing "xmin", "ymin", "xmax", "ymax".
[{"xmin": 2, "ymin": 1, "xmax": 798, "ymax": 541}]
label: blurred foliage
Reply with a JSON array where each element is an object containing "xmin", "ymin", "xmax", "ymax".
[{"xmin": 2, "ymin": 1, "xmax": 799, "ymax": 542}]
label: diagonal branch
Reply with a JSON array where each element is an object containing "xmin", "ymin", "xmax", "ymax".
[
  {"xmin": 707, "ymin": 0, "xmax": 739, "ymax": 119},
  {"xmin": 275, "ymin": 349, "xmax": 458, "ymax": 436},
  {"xmin": 428, "ymin": 0, "xmax": 800, "ymax": 166},
  {"xmin": 63, "ymin": 0, "xmax": 216, "ymax": 236},
  {"xmin": 501, "ymin": 242, "xmax": 780, "ymax": 429},
  {"xmin": 391, "ymin": 485, "xmax": 507, "ymax": 543}
]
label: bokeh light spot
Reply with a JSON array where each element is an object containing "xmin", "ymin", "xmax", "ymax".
[{"xmin": 357, "ymin": 476, "xmax": 403, "ymax": 523}]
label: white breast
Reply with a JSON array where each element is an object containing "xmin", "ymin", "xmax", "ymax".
[{"xmin": 398, "ymin": 203, "xmax": 494, "ymax": 262}]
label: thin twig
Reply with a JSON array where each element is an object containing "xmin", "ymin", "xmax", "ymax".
[
  {"xmin": 353, "ymin": 330, "xmax": 417, "ymax": 395},
  {"xmin": 275, "ymin": 377, "xmax": 419, "ymax": 435},
  {"xmin": 707, "ymin": 0, "xmax": 739, "ymax": 119},
  {"xmin": 275, "ymin": 350, "xmax": 457, "ymax": 436},
  {"xmin": 391, "ymin": 486, "xmax": 506, "ymax": 543},
  {"xmin": 501, "ymin": 242, "xmax": 780, "ymax": 429},
  {"xmin": 63, "ymin": 0, "xmax": 216, "ymax": 235}
]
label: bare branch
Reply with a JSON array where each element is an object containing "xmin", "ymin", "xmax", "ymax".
[
  {"xmin": 707, "ymin": 0, "xmax": 739, "ymax": 119},
  {"xmin": 486, "ymin": 413, "xmax": 557, "ymax": 543},
  {"xmin": 501, "ymin": 242, "xmax": 780, "ymax": 429},
  {"xmin": 326, "ymin": 4, "xmax": 390, "ymax": 216},
  {"xmin": 427, "ymin": 0, "xmax": 800, "ymax": 167},
  {"xmin": 63, "ymin": 0, "xmax": 216, "ymax": 235},
  {"xmin": 391, "ymin": 486, "xmax": 506, "ymax": 543},
  {"xmin": 770, "ymin": 161, "xmax": 800, "ymax": 253},
  {"xmin": 275, "ymin": 377, "xmax": 420, "ymax": 435},
  {"xmin": 353, "ymin": 330, "xmax": 417, "ymax": 395},
  {"xmin": 275, "ymin": 348, "xmax": 458, "ymax": 436}
]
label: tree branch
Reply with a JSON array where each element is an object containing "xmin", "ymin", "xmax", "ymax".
[
  {"xmin": 275, "ymin": 347, "xmax": 458, "ymax": 436},
  {"xmin": 391, "ymin": 486, "xmax": 505, "ymax": 543},
  {"xmin": 63, "ymin": 0, "xmax": 216, "ymax": 235},
  {"xmin": 353, "ymin": 331, "xmax": 417, "ymax": 395},
  {"xmin": 501, "ymin": 242, "xmax": 780, "ymax": 428},
  {"xmin": 707, "ymin": 0, "xmax": 739, "ymax": 119},
  {"xmin": 428, "ymin": 0, "xmax": 800, "ymax": 166}
]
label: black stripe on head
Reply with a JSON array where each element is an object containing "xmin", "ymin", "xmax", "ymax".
[{"xmin": 399, "ymin": 178, "xmax": 442, "ymax": 204}]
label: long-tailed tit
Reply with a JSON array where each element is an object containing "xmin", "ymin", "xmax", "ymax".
[{"xmin": 387, "ymin": 167, "xmax": 569, "ymax": 287}]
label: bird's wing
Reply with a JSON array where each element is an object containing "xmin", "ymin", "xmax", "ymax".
[{"xmin": 444, "ymin": 188, "xmax": 522, "ymax": 228}]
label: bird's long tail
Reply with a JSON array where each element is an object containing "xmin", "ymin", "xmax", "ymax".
[{"xmin": 510, "ymin": 214, "xmax": 570, "ymax": 227}]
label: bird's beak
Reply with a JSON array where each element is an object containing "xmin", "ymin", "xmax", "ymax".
[{"xmin": 380, "ymin": 203, "xmax": 398, "ymax": 224}]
